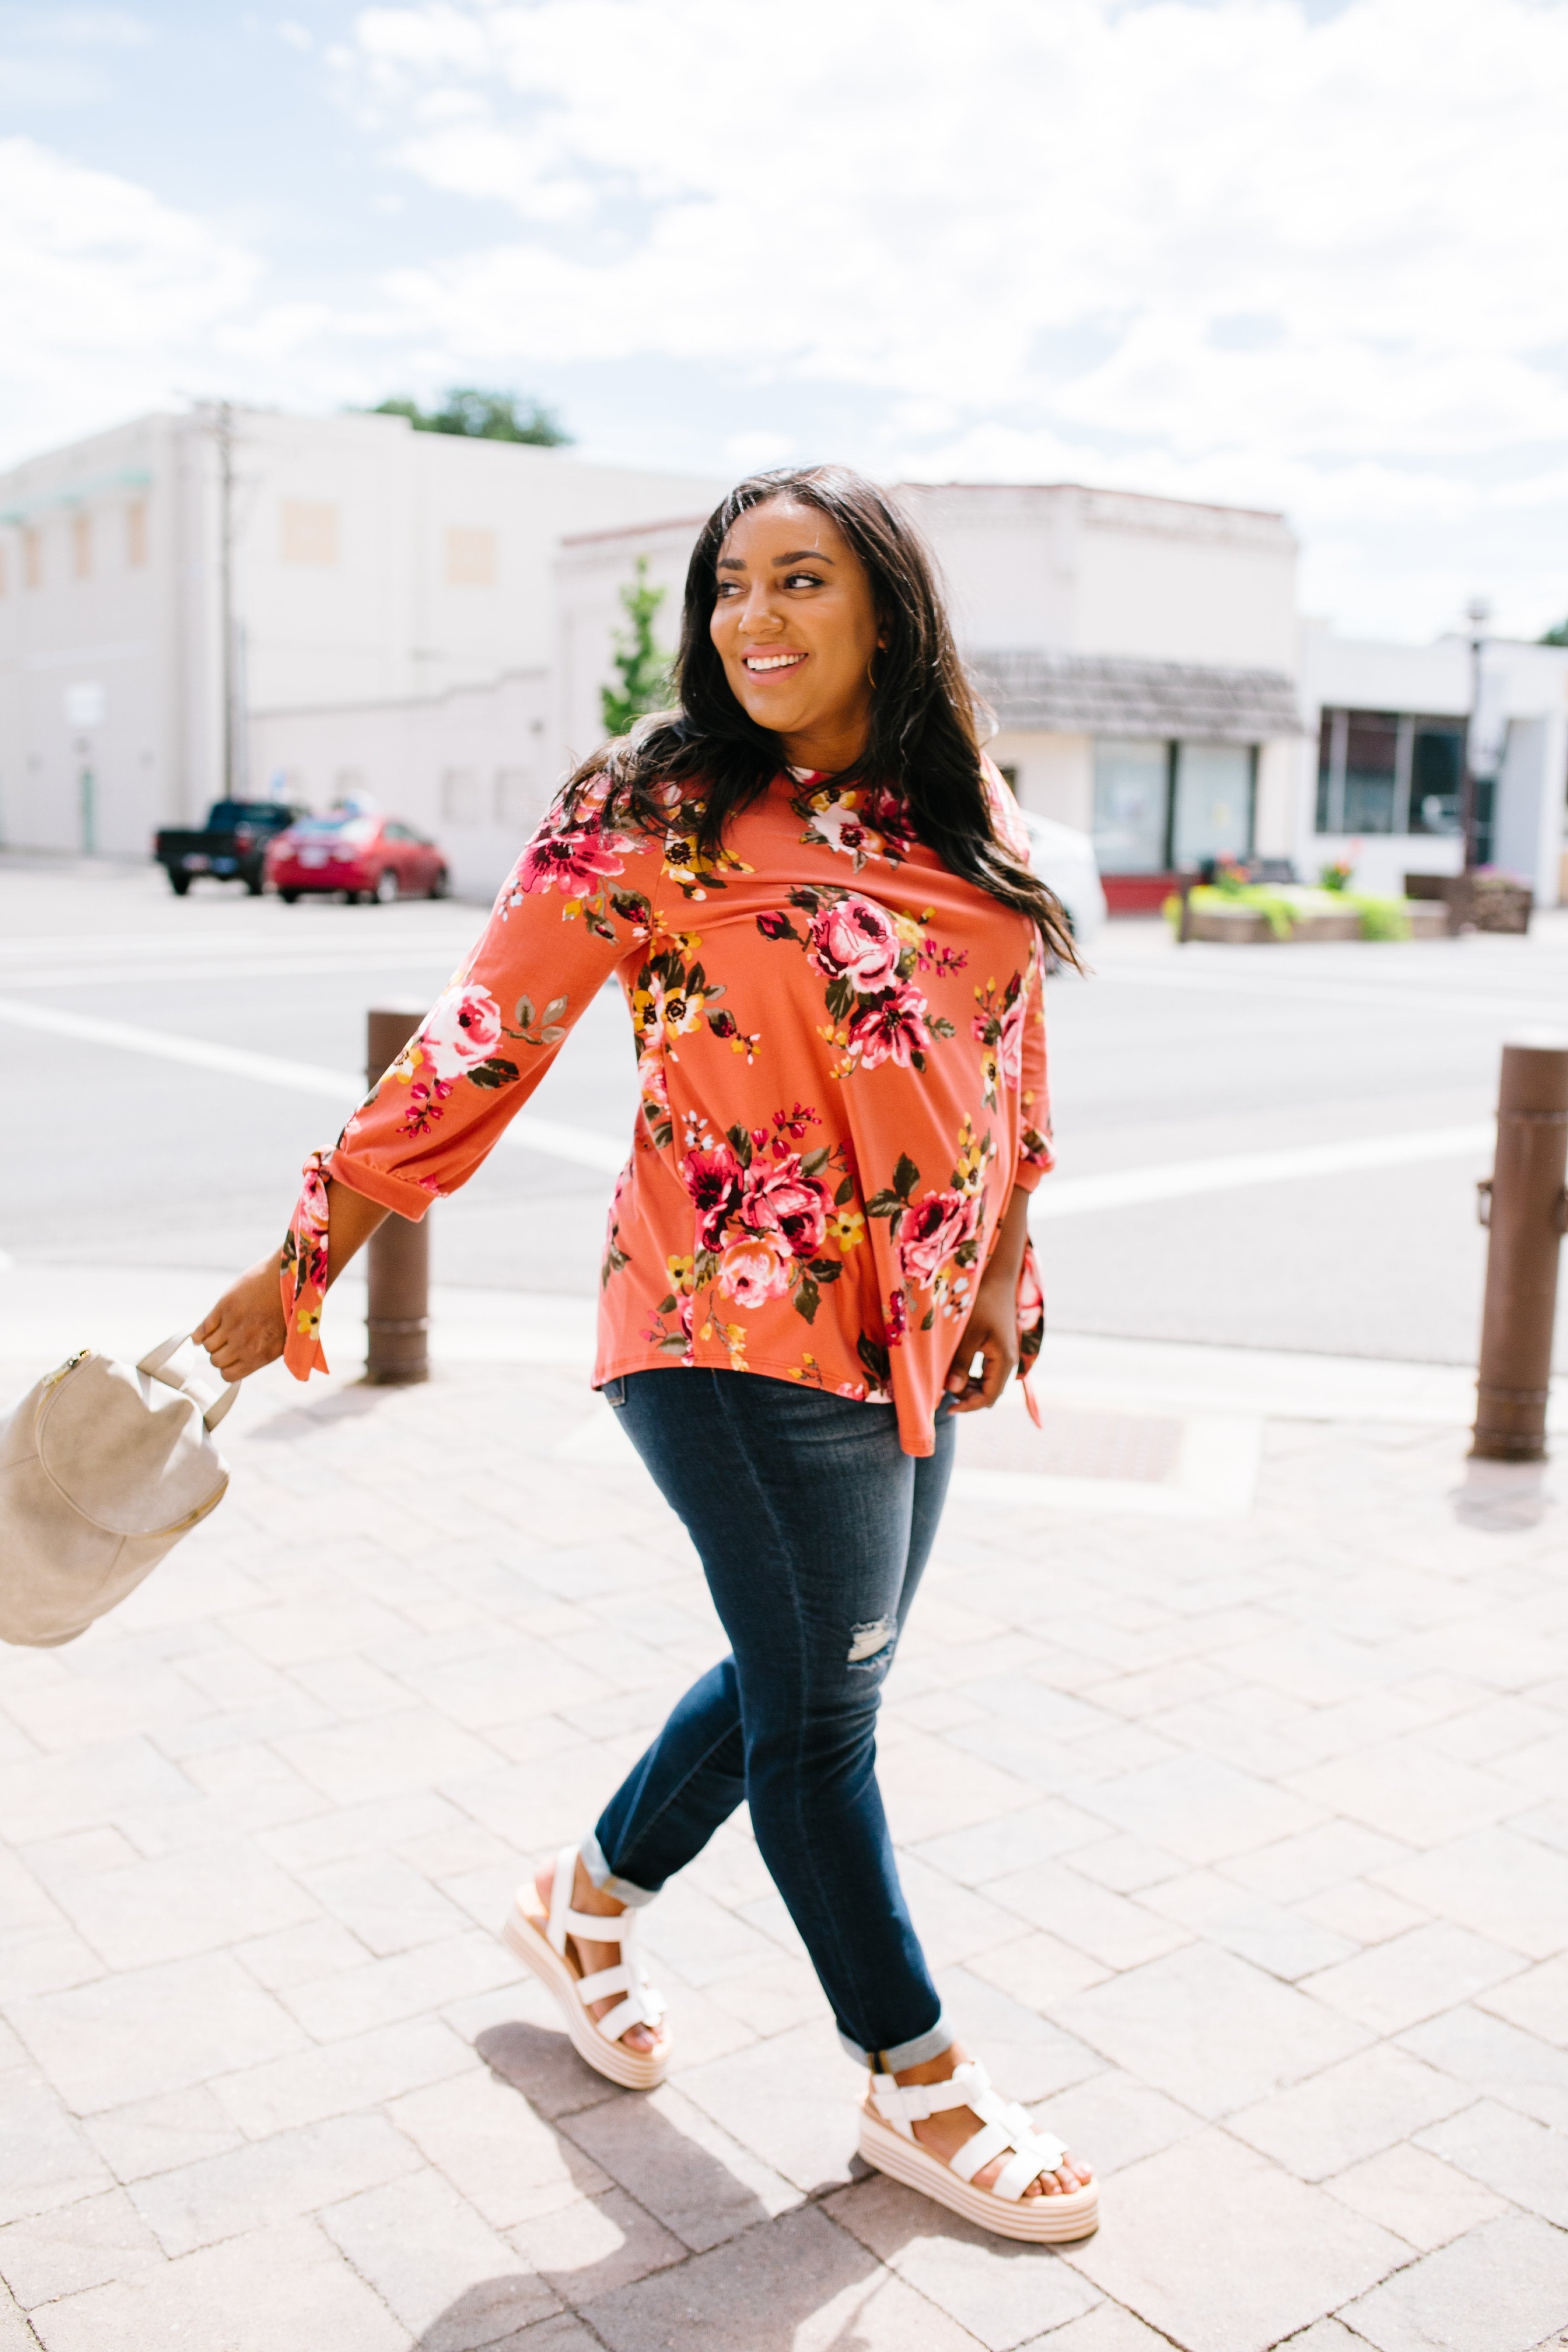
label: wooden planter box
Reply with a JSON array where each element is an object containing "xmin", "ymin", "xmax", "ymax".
[
  {"xmin": 1404, "ymin": 874, "xmax": 1533, "ymax": 935},
  {"xmin": 1187, "ymin": 904, "xmax": 1361, "ymax": 944}
]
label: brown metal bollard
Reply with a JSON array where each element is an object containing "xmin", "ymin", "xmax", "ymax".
[
  {"xmin": 364, "ymin": 1007, "xmax": 431, "ymax": 1386},
  {"xmin": 1471, "ymin": 1037, "xmax": 1568, "ymax": 1461}
]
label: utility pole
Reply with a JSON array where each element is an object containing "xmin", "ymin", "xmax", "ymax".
[
  {"xmin": 215, "ymin": 400, "xmax": 236, "ymax": 801},
  {"xmin": 1459, "ymin": 595, "xmax": 1491, "ymax": 872}
]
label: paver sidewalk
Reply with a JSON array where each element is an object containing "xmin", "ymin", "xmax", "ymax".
[{"xmin": 2, "ymin": 1343, "xmax": 1567, "ymax": 2352}]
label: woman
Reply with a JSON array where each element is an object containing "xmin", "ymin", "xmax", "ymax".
[{"xmin": 198, "ymin": 466, "xmax": 1097, "ymax": 2243}]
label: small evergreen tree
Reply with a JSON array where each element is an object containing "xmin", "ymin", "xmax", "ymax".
[
  {"xmin": 601, "ymin": 559, "xmax": 673, "ymax": 736},
  {"xmin": 370, "ymin": 389, "xmax": 570, "ymax": 446},
  {"xmin": 1540, "ymin": 619, "xmax": 1568, "ymax": 646}
]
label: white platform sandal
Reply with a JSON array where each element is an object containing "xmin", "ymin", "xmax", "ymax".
[
  {"xmin": 860, "ymin": 2058, "xmax": 1099, "ymax": 2242},
  {"xmin": 501, "ymin": 1843, "xmax": 670, "ymax": 2091}
]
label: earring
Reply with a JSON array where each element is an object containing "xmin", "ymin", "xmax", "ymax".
[{"xmin": 866, "ymin": 657, "xmax": 878, "ymax": 692}]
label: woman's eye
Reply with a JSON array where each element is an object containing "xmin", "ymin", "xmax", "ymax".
[{"xmin": 784, "ymin": 571, "xmax": 824, "ymax": 590}]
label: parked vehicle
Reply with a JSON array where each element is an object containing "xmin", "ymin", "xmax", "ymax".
[
  {"xmin": 153, "ymin": 799, "xmax": 306, "ymax": 896},
  {"xmin": 265, "ymin": 812, "xmax": 450, "ymax": 904},
  {"xmin": 1018, "ymin": 811, "xmax": 1107, "ymax": 952}
]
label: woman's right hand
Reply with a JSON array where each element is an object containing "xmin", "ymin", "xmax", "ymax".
[{"xmin": 194, "ymin": 1254, "xmax": 289, "ymax": 1384}]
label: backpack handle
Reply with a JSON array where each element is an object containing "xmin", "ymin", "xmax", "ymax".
[{"xmin": 137, "ymin": 1334, "xmax": 241, "ymax": 1431}]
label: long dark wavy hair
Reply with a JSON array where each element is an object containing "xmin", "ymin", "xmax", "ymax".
[{"xmin": 561, "ymin": 464, "xmax": 1079, "ymax": 966}]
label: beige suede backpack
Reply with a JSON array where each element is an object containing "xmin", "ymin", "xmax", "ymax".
[{"xmin": 0, "ymin": 1335, "xmax": 237, "ymax": 1648}]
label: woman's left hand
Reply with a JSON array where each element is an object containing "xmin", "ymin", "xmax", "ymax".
[
  {"xmin": 943, "ymin": 1267, "xmax": 1020, "ymax": 1412},
  {"xmin": 943, "ymin": 1181, "xmax": 1031, "ymax": 1414}
]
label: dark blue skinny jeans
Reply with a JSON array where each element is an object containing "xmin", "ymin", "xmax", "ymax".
[{"xmin": 583, "ymin": 1368, "xmax": 956, "ymax": 2069}]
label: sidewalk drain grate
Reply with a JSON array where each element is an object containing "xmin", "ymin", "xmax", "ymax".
[{"xmin": 959, "ymin": 1405, "xmax": 1183, "ymax": 1484}]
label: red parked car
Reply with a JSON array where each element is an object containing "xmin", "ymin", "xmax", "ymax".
[{"xmin": 266, "ymin": 812, "xmax": 450, "ymax": 904}]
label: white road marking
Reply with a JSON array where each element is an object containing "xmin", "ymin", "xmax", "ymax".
[
  {"xmin": 0, "ymin": 997, "xmax": 627, "ymax": 1175},
  {"xmin": 0, "ymin": 995, "xmax": 1494, "ymax": 1204},
  {"xmin": 1030, "ymin": 1123, "xmax": 1493, "ymax": 1220}
]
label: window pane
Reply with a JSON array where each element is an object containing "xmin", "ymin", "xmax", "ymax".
[
  {"xmin": 1172, "ymin": 742, "xmax": 1253, "ymax": 867},
  {"xmin": 1092, "ymin": 739, "xmax": 1169, "ymax": 873},
  {"xmin": 1342, "ymin": 712, "xmax": 1399, "ymax": 833},
  {"xmin": 1410, "ymin": 720, "xmax": 1464, "ymax": 835},
  {"xmin": 1316, "ymin": 712, "xmax": 1337, "ymax": 832}
]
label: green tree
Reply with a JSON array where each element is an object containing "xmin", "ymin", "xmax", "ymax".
[
  {"xmin": 370, "ymin": 389, "xmax": 571, "ymax": 446},
  {"xmin": 1540, "ymin": 619, "xmax": 1568, "ymax": 646},
  {"xmin": 601, "ymin": 558, "xmax": 674, "ymax": 736}
]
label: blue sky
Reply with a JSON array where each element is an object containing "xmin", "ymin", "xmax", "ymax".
[{"xmin": 5, "ymin": 0, "xmax": 1568, "ymax": 640}]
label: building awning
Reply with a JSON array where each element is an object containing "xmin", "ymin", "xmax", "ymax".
[{"xmin": 969, "ymin": 651, "xmax": 1303, "ymax": 742}]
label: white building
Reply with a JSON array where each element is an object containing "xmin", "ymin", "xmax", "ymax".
[
  {"xmin": 1298, "ymin": 624, "xmax": 1568, "ymax": 904},
  {"xmin": 5, "ymin": 406, "xmax": 1565, "ymax": 908},
  {"xmin": 0, "ymin": 405, "xmax": 725, "ymax": 867}
]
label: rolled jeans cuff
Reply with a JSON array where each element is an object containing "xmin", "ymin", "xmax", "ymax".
[
  {"xmin": 580, "ymin": 1829, "xmax": 659, "ymax": 1910},
  {"xmin": 838, "ymin": 2010, "xmax": 955, "ymax": 2072}
]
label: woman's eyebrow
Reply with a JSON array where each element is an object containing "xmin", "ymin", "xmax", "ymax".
[{"xmin": 772, "ymin": 548, "xmax": 833, "ymax": 565}]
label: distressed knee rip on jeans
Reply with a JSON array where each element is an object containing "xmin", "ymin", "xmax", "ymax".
[{"xmin": 847, "ymin": 1617, "xmax": 897, "ymax": 1669}]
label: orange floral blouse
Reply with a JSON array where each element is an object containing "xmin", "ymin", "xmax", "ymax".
[{"xmin": 282, "ymin": 760, "xmax": 1053, "ymax": 1457}]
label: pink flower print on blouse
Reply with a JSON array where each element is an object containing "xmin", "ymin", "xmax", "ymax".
[
  {"xmin": 846, "ymin": 985, "xmax": 934, "ymax": 1071},
  {"xmin": 518, "ymin": 825, "xmax": 634, "ymax": 898},
  {"xmin": 898, "ymin": 1189, "xmax": 979, "ymax": 1289},
  {"xmin": 806, "ymin": 896, "xmax": 903, "ymax": 992},
  {"xmin": 418, "ymin": 983, "xmax": 505, "ymax": 1081}
]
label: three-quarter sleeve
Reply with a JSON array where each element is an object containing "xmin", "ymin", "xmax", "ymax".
[
  {"xmin": 1011, "ymin": 949, "xmax": 1054, "ymax": 1194},
  {"xmin": 280, "ymin": 787, "xmax": 662, "ymax": 1377}
]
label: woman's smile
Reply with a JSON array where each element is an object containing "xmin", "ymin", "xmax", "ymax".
[{"xmin": 742, "ymin": 650, "xmax": 808, "ymax": 674}]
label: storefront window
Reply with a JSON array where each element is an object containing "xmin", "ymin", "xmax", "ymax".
[
  {"xmin": 1172, "ymin": 743, "xmax": 1255, "ymax": 867},
  {"xmin": 1092, "ymin": 739, "xmax": 1169, "ymax": 873},
  {"xmin": 1343, "ymin": 712, "xmax": 1400, "ymax": 833},
  {"xmin": 1316, "ymin": 708, "xmax": 1467, "ymax": 836},
  {"xmin": 1410, "ymin": 720, "xmax": 1464, "ymax": 834}
]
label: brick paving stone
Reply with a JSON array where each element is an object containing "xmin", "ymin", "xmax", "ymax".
[
  {"xmin": 1477, "ymin": 1953, "xmax": 1568, "ymax": 2048},
  {"xmin": 1017, "ymin": 2307, "xmax": 1172, "ymax": 2352},
  {"xmin": 1322, "ymin": 2144, "xmax": 1508, "ymax": 2253},
  {"xmin": 318, "ymin": 2168, "xmax": 559, "ymax": 2349},
  {"xmin": 1139, "ymin": 1867, "xmax": 1357, "ymax": 1980},
  {"xmin": 980, "ymin": 1860, "xmax": 1191, "ymax": 1973},
  {"xmin": 387, "ymin": 2065, "xmax": 611, "ymax": 2229},
  {"xmin": 1071, "ymin": 1754, "xmax": 1324, "ymax": 1867},
  {"xmin": 127, "ymin": 2111, "xmax": 422, "ymax": 2255},
  {"xmin": 1057, "ymin": 1945, "xmax": 1369, "ymax": 2120},
  {"xmin": 677, "ymin": 2019, "xmax": 862, "ymax": 2195},
  {"xmin": 1226, "ymin": 2044, "xmax": 1471, "ymax": 2182},
  {"xmin": 27, "ymin": 2217, "xmax": 410, "ymax": 2352},
  {"xmin": 1397, "ymin": 2005, "xmax": 1568, "ymax": 2131},
  {"xmin": 1284, "ymin": 1742, "xmax": 1524, "ymax": 1852},
  {"xmin": 1302, "ymin": 1923, "xmax": 1528, "ymax": 2036},
  {"xmin": 1372, "ymin": 1827, "xmax": 1568, "ymax": 1961},
  {"xmin": 506, "ymin": 2186, "xmax": 685, "ymax": 2304},
  {"xmin": 8, "ymin": 1955, "xmax": 303, "ymax": 2115},
  {"xmin": 0, "ymin": 2189, "xmax": 163, "ymax": 2311},
  {"xmin": 1415, "ymin": 2098, "xmax": 1568, "ymax": 2228},
  {"xmin": 966, "ymin": 1931, "xmax": 1113, "ymax": 2009},
  {"xmin": 580, "ymin": 2201, "xmax": 978, "ymax": 2352},
  {"xmin": 210, "ymin": 2015, "xmax": 474, "ymax": 2139},
  {"xmin": 826, "ymin": 2173, "xmax": 1100, "ymax": 2349},
  {"xmin": 1338, "ymin": 2209, "xmax": 1568, "ymax": 2352},
  {"xmin": 77, "ymin": 2086, "xmax": 245, "ymax": 2185},
  {"xmin": 1063, "ymin": 2129, "xmax": 1407, "ymax": 2352},
  {"xmin": 559, "ymin": 2082, "xmax": 801, "ymax": 2254},
  {"xmin": 26, "ymin": 1841, "xmax": 320, "ymax": 1973},
  {"xmin": 0, "ymin": 2074, "xmax": 112, "ymax": 2228}
]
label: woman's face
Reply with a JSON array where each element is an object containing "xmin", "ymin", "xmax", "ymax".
[{"xmin": 709, "ymin": 497, "xmax": 883, "ymax": 764}]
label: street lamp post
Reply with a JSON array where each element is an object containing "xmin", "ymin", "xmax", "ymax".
[{"xmin": 1458, "ymin": 595, "xmax": 1491, "ymax": 873}]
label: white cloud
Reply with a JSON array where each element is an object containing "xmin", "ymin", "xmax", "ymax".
[{"xmin": 337, "ymin": 0, "xmax": 1568, "ymax": 631}]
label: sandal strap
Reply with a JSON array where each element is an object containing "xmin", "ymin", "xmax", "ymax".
[
  {"xmin": 546, "ymin": 1844, "xmax": 665, "ymax": 2041},
  {"xmin": 870, "ymin": 2059, "xmax": 1069, "ymax": 2200}
]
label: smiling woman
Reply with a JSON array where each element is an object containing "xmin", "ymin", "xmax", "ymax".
[{"xmin": 195, "ymin": 463, "xmax": 1095, "ymax": 2246}]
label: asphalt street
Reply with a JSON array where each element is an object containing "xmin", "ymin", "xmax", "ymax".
[{"xmin": 3, "ymin": 855, "xmax": 1567, "ymax": 1370}]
